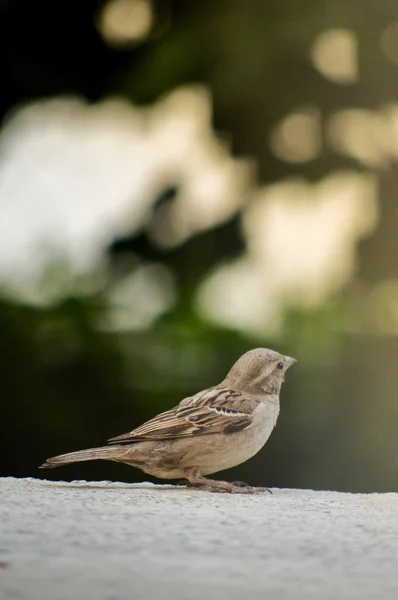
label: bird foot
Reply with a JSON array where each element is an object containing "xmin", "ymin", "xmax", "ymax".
[
  {"xmin": 203, "ymin": 483, "xmax": 270, "ymax": 494},
  {"xmin": 176, "ymin": 477, "xmax": 272, "ymax": 494},
  {"xmin": 177, "ymin": 478, "xmax": 271, "ymax": 494}
]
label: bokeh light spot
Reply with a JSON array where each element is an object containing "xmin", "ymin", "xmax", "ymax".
[
  {"xmin": 270, "ymin": 107, "xmax": 321, "ymax": 163},
  {"xmin": 98, "ymin": 0, "xmax": 153, "ymax": 47},
  {"xmin": 311, "ymin": 29, "xmax": 358, "ymax": 84}
]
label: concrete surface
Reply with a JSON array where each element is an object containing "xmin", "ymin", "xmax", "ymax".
[{"xmin": 1, "ymin": 477, "xmax": 398, "ymax": 600}]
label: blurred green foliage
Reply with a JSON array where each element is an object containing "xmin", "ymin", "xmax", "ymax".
[{"xmin": 2, "ymin": 0, "xmax": 398, "ymax": 492}]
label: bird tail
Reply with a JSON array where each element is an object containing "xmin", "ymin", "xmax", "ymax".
[{"xmin": 39, "ymin": 446, "xmax": 117, "ymax": 469}]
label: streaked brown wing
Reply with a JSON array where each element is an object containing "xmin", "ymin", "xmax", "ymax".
[{"xmin": 107, "ymin": 387, "xmax": 258, "ymax": 444}]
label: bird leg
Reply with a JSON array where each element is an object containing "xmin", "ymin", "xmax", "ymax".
[{"xmin": 183, "ymin": 469, "xmax": 271, "ymax": 494}]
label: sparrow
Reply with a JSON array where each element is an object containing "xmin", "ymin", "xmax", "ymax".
[{"xmin": 40, "ymin": 347, "xmax": 296, "ymax": 494}]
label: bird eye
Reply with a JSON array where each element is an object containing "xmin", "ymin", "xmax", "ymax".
[{"xmin": 277, "ymin": 362, "xmax": 284, "ymax": 370}]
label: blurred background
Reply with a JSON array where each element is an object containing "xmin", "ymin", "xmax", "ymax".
[{"xmin": 1, "ymin": 0, "xmax": 398, "ymax": 493}]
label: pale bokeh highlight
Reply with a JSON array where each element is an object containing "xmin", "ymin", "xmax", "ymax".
[
  {"xmin": 380, "ymin": 21, "xmax": 398, "ymax": 66},
  {"xmin": 0, "ymin": 87, "xmax": 252, "ymax": 323},
  {"xmin": 198, "ymin": 172, "xmax": 378, "ymax": 334},
  {"xmin": 0, "ymin": 83, "xmax": 383, "ymax": 336},
  {"xmin": 326, "ymin": 104, "xmax": 398, "ymax": 167},
  {"xmin": 311, "ymin": 29, "xmax": 358, "ymax": 84},
  {"xmin": 327, "ymin": 109, "xmax": 391, "ymax": 168},
  {"xmin": 270, "ymin": 107, "xmax": 321, "ymax": 164},
  {"xmin": 104, "ymin": 263, "xmax": 176, "ymax": 332},
  {"xmin": 98, "ymin": 0, "xmax": 153, "ymax": 46}
]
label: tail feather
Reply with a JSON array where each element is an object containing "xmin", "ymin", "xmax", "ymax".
[{"xmin": 39, "ymin": 446, "xmax": 117, "ymax": 469}]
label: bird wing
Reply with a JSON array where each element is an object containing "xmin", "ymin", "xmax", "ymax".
[{"xmin": 107, "ymin": 387, "xmax": 259, "ymax": 444}]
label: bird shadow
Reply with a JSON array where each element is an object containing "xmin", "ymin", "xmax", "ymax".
[{"xmin": 32, "ymin": 479, "xmax": 194, "ymax": 492}]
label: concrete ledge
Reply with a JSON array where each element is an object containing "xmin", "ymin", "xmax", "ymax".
[{"xmin": 1, "ymin": 477, "xmax": 398, "ymax": 599}]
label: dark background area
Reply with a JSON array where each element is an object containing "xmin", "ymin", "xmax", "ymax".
[{"xmin": 2, "ymin": 0, "xmax": 398, "ymax": 492}]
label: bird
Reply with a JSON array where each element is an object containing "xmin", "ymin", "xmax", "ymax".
[{"xmin": 40, "ymin": 347, "xmax": 296, "ymax": 494}]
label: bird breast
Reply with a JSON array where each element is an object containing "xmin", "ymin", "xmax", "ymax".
[{"xmin": 193, "ymin": 396, "xmax": 280, "ymax": 476}]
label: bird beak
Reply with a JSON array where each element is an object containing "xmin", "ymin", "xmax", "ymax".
[{"xmin": 284, "ymin": 356, "xmax": 297, "ymax": 368}]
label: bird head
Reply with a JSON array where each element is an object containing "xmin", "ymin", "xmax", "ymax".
[{"xmin": 223, "ymin": 348, "xmax": 296, "ymax": 395}]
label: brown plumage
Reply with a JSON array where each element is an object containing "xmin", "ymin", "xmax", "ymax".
[{"xmin": 40, "ymin": 348, "xmax": 296, "ymax": 493}]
